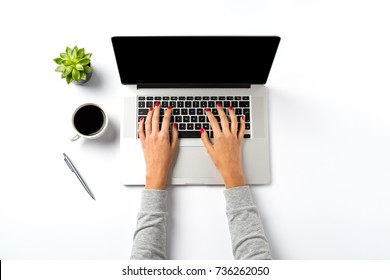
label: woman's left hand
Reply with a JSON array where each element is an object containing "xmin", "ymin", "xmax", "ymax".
[{"xmin": 138, "ymin": 103, "xmax": 179, "ymax": 190}]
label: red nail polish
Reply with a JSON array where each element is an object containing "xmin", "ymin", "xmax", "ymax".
[
  {"xmin": 173, "ymin": 123, "xmax": 178, "ymax": 129},
  {"xmin": 217, "ymin": 103, "xmax": 222, "ymax": 107},
  {"xmin": 149, "ymin": 107, "xmax": 153, "ymax": 111},
  {"xmin": 168, "ymin": 105, "xmax": 172, "ymax": 109},
  {"xmin": 241, "ymin": 116, "xmax": 245, "ymax": 121},
  {"xmin": 200, "ymin": 128, "xmax": 205, "ymax": 134},
  {"xmin": 205, "ymin": 108, "xmax": 210, "ymax": 112},
  {"xmin": 229, "ymin": 106, "xmax": 233, "ymax": 110},
  {"xmin": 155, "ymin": 102, "xmax": 160, "ymax": 107},
  {"xmin": 140, "ymin": 117, "xmax": 144, "ymax": 121}
]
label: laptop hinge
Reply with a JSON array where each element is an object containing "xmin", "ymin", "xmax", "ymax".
[{"xmin": 137, "ymin": 83, "xmax": 251, "ymax": 89}]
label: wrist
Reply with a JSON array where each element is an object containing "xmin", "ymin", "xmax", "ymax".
[
  {"xmin": 222, "ymin": 170, "xmax": 245, "ymax": 189},
  {"xmin": 145, "ymin": 172, "xmax": 168, "ymax": 190}
]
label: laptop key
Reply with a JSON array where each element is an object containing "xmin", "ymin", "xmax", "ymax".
[
  {"xmin": 138, "ymin": 109, "xmax": 149, "ymax": 115},
  {"xmin": 178, "ymin": 131, "xmax": 201, "ymax": 138},
  {"xmin": 195, "ymin": 96, "xmax": 202, "ymax": 100},
  {"xmin": 189, "ymin": 109, "xmax": 196, "ymax": 115},
  {"xmin": 208, "ymin": 101, "xmax": 215, "ymax": 108},
  {"xmin": 197, "ymin": 109, "xmax": 204, "ymax": 115},
  {"xmin": 138, "ymin": 102, "xmax": 145, "ymax": 108},
  {"xmin": 187, "ymin": 123, "xmax": 194, "ymax": 130},
  {"xmin": 183, "ymin": 116, "xmax": 190, "ymax": 122},
  {"xmin": 243, "ymin": 109, "xmax": 250, "ymax": 121},
  {"xmin": 175, "ymin": 116, "xmax": 182, "ymax": 122},
  {"xmin": 191, "ymin": 116, "xmax": 197, "ymax": 122},
  {"xmin": 179, "ymin": 123, "xmax": 186, "ymax": 130},
  {"xmin": 138, "ymin": 96, "xmax": 145, "ymax": 100},
  {"xmin": 195, "ymin": 123, "xmax": 202, "ymax": 130},
  {"xmin": 201, "ymin": 101, "xmax": 208, "ymax": 108},
  {"xmin": 173, "ymin": 109, "xmax": 180, "ymax": 115},
  {"xmin": 243, "ymin": 96, "xmax": 250, "ymax": 100},
  {"xmin": 239, "ymin": 101, "xmax": 250, "ymax": 107},
  {"xmin": 147, "ymin": 96, "xmax": 153, "ymax": 100}
]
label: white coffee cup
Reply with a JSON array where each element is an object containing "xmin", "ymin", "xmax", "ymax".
[{"xmin": 70, "ymin": 103, "xmax": 109, "ymax": 141}]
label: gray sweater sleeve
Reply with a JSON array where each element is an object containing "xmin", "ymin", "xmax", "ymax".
[
  {"xmin": 130, "ymin": 190, "xmax": 168, "ymax": 260},
  {"xmin": 224, "ymin": 186, "xmax": 272, "ymax": 260}
]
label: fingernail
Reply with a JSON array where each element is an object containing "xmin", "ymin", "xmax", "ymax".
[
  {"xmin": 155, "ymin": 102, "xmax": 160, "ymax": 107},
  {"xmin": 205, "ymin": 108, "xmax": 210, "ymax": 112},
  {"xmin": 217, "ymin": 103, "xmax": 222, "ymax": 107},
  {"xmin": 149, "ymin": 107, "xmax": 153, "ymax": 111},
  {"xmin": 168, "ymin": 105, "xmax": 172, "ymax": 109},
  {"xmin": 173, "ymin": 123, "xmax": 178, "ymax": 129},
  {"xmin": 140, "ymin": 117, "xmax": 144, "ymax": 121},
  {"xmin": 229, "ymin": 106, "xmax": 233, "ymax": 110},
  {"xmin": 241, "ymin": 116, "xmax": 245, "ymax": 121},
  {"xmin": 200, "ymin": 128, "xmax": 205, "ymax": 134}
]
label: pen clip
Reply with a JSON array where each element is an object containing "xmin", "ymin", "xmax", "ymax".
[{"xmin": 64, "ymin": 158, "xmax": 74, "ymax": 172}]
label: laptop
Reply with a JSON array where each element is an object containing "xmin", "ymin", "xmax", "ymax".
[{"xmin": 111, "ymin": 36, "xmax": 280, "ymax": 185}]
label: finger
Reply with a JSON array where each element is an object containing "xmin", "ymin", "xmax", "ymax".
[
  {"xmin": 138, "ymin": 117, "xmax": 145, "ymax": 142},
  {"xmin": 229, "ymin": 106, "xmax": 238, "ymax": 136},
  {"xmin": 238, "ymin": 115, "xmax": 246, "ymax": 142},
  {"xmin": 217, "ymin": 103, "xmax": 229, "ymax": 133},
  {"xmin": 161, "ymin": 105, "xmax": 172, "ymax": 132},
  {"xmin": 200, "ymin": 127, "xmax": 215, "ymax": 156},
  {"xmin": 145, "ymin": 106, "xmax": 154, "ymax": 136},
  {"xmin": 205, "ymin": 108, "xmax": 221, "ymax": 136},
  {"xmin": 152, "ymin": 102, "xmax": 161, "ymax": 132},
  {"xmin": 171, "ymin": 123, "xmax": 179, "ymax": 151}
]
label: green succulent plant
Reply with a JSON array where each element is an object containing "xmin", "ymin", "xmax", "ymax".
[{"xmin": 53, "ymin": 46, "xmax": 92, "ymax": 84}]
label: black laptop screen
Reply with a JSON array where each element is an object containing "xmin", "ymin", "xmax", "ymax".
[{"xmin": 111, "ymin": 36, "xmax": 280, "ymax": 86}]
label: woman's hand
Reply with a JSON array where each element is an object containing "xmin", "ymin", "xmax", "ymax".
[
  {"xmin": 138, "ymin": 103, "xmax": 179, "ymax": 190},
  {"xmin": 201, "ymin": 104, "xmax": 246, "ymax": 188}
]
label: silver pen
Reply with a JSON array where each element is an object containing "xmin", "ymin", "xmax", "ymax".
[{"xmin": 63, "ymin": 153, "xmax": 95, "ymax": 200}]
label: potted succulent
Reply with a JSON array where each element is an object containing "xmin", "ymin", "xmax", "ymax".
[{"xmin": 53, "ymin": 46, "xmax": 92, "ymax": 85}]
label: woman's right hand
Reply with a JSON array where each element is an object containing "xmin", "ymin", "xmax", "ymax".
[{"xmin": 200, "ymin": 103, "xmax": 246, "ymax": 188}]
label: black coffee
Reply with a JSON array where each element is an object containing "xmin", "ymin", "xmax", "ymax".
[{"xmin": 74, "ymin": 105, "xmax": 105, "ymax": 136}]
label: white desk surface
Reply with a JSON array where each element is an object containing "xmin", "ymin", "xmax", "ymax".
[{"xmin": 1, "ymin": 0, "xmax": 390, "ymax": 259}]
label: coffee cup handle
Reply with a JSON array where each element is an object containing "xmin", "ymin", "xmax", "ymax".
[{"xmin": 70, "ymin": 134, "xmax": 81, "ymax": 141}]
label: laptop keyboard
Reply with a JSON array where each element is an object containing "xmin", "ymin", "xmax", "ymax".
[{"xmin": 137, "ymin": 96, "xmax": 251, "ymax": 138}]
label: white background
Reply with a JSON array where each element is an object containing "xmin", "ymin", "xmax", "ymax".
[{"xmin": 0, "ymin": 0, "xmax": 389, "ymax": 259}]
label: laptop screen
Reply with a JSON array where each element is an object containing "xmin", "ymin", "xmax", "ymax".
[{"xmin": 111, "ymin": 36, "xmax": 280, "ymax": 86}]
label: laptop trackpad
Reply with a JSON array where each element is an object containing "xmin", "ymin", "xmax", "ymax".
[{"xmin": 172, "ymin": 147, "xmax": 217, "ymax": 178}]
